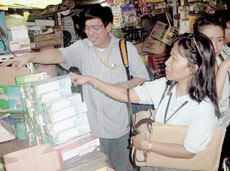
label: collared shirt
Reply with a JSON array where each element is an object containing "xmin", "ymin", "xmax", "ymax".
[
  {"xmin": 134, "ymin": 78, "xmax": 217, "ymax": 153},
  {"xmin": 216, "ymin": 56, "xmax": 230, "ymax": 128},
  {"xmin": 59, "ymin": 34, "xmax": 149, "ymax": 138}
]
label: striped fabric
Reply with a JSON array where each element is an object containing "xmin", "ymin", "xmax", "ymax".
[{"xmin": 59, "ymin": 34, "xmax": 149, "ymax": 138}]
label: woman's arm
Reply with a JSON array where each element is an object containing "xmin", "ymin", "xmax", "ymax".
[
  {"xmin": 115, "ymin": 77, "xmax": 147, "ymax": 89},
  {"xmin": 131, "ymin": 132, "xmax": 195, "ymax": 159},
  {"xmin": 216, "ymin": 57, "xmax": 230, "ymax": 101},
  {"xmin": 69, "ymin": 73, "xmax": 140, "ymax": 103}
]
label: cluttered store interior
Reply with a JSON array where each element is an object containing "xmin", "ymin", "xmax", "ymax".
[{"xmin": 0, "ymin": 0, "xmax": 230, "ymax": 171}]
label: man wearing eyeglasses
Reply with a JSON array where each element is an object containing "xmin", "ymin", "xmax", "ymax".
[{"xmin": 1, "ymin": 4, "xmax": 149, "ymax": 171}]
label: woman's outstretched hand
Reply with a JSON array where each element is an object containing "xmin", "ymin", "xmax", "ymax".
[{"xmin": 69, "ymin": 72, "xmax": 93, "ymax": 87}]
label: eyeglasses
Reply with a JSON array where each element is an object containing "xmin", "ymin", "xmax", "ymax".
[{"xmin": 83, "ymin": 24, "xmax": 104, "ymax": 33}]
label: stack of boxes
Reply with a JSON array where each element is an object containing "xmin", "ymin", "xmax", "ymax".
[
  {"xmin": 1, "ymin": 72, "xmax": 100, "ymax": 166},
  {"xmin": 16, "ymin": 74, "xmax": 90, "ymax": 147}
]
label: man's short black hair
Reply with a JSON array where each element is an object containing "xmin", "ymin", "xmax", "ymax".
[
  {"xmin": 83, "ymin": 4, "xmax": 113, "ymax": 26},
  {"xmin": 214, "ymin": 10, "xmax": 230, "ymax": 25},
  {"xmin": 193, "ymin": 13, "xmax": 226, "ymax": 35}
]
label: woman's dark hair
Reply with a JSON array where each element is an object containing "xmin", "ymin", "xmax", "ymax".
[
  {"xmin": 193, "ymin": 13, "xmax": 226, "ymax": 35},
  {"xmin": 169, "ymin": 33, "xmax": 221, "ymax": 118},
  {"xmin": 83, "ymin": 4, "xmax": 113, "ymax": 27}
]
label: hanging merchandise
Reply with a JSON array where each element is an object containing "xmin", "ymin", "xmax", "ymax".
[
  {"xmin": 178, "ymin": 5, "xmax": 190, "ymax": 34},
  {"xmin": 139, "ymin": 0, "xmax": 148, "ymax": 14},
  {"xmin": 134, "ymin": 0, "xmax": 149, "ymax": 15},
  {"xmin": 106, "ymin": 0, "xmax": 127, "ymax": 6},
  {"xmin": 0, "ymin": 0, "xmax": 62, "ymax": 9},
  {"xmin": 121, "ymin": 5, "xmax": 138, "ymax": 26},
  {"xmin": 106, "ymin": 0, "xmax": 114, "ymax": 5},
  {"xmin": 111, "ymin": 6, "xmax": 123, "ymax": 28}
]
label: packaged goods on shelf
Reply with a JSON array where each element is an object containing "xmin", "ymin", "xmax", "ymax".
[{"xmin": 147, "ymin": 54, "xmax": 169, "ymax": 79}]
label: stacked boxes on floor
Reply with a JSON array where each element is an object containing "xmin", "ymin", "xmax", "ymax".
[{"xmin": 16, "ymin": 74, "xmax": 90, "ymax": 146}]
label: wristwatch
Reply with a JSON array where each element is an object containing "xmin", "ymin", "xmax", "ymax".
[{"xmin": 147, "ymin": 142, "xmax": 152, "ymax": 152}]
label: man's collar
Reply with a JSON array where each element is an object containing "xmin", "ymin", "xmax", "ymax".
[{"xmin": 87, "ymin": 33, "xmax": 114, "ymax": 49}]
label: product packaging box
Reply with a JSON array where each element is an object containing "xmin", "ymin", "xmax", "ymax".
[
  {"xmin": 43, "ymin": 102, "xmax": 87, "ymax": 123},
  {"xmin": 0, "ymin": 85, "xmax": 23, "ymax": 113},
  {"xmin": 0, "ymin": 86, "xmax": 9, "ymax": 112},
  {"xmin": 4, "ymin": 144, "xmax": 62, "ymax": 171},
  {"xmin": 37, "ymin": 93, "xmax": 82, "ymax": 114},
  {"xmin": 36, "ymin": 87, "xmax": 72, "ymax": 103},
  {"xmin": 9, "ymin": 39, "xmax": 31, "ymax": 53},
  {"xmin": 55, "ymin": 133, "xmax": 100, "ymax": 166},
  {"xmin": 33, "ymin": 75, "xmax": 71, "ymax": 98},
  {"xmin": 50, "ymin": 122, "xmax": 91, "ymax": 145},
  {"xmin": 15, "ymin": 72, "xmax": 47, "ymax": 85},
  {"xmin": 45, "ymin": 112, "xmax": 88, "ymax": 135}
]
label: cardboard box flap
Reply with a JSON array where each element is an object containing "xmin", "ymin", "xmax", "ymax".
[
  {"xmin": 4, "ymin": 144, "xmax": 53, "ymax": 163},
  {"xmin": 34, "ymin": 151, "xmax": 61, "ymax": 171},
  {"xmin": 0, "ymin": 66, "xmax": 30, "ymax": 85},
  {"xmin": 4, "ymin": 144, "xmax": 61, "ymax": 171}
]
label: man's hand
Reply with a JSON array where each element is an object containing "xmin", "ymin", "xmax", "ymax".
[{"xmin": 0, "ymin": 56, "xmax": 30, "ymax": 69}]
